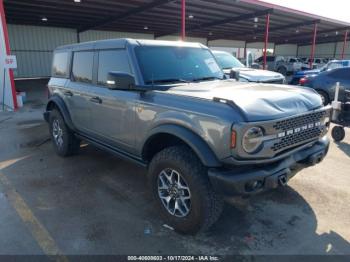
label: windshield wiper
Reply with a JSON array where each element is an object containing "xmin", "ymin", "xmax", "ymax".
[
  {"xmin": 145, "ymin": 78, "xmax": 190, "ymax": 84},
  {"xmin": 192, "ymin": 76, "xmax": 223, "ymax": 82}
]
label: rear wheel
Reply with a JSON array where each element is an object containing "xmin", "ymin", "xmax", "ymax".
[
  {"xmin": 148, "ymin": 146, "xmax": 223, "ymax": 234},
  {"xmin": 49, "ymin": 108, "xmax": 80, "ymax": 156},
  {"xmin": 277, "ymin": 66, "xmax": 287, "ymax": 76},
  {"xmin": 331, "ymin": 126, "xmax": 345, "ymax": 142}
]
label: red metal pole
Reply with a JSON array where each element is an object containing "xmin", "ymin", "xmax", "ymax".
[
  {"xmin": 309, "ymin": 22, "xmax": 318, "ymax": 69},
  {"xmin": 181, "ymin": 0, "xmax": 185, "ymax": 41},
  {"xmin": 341, "ymin": 30, "xmax": 348, "ymax": 59},
  {"xmin": 263, "ymin": 13, "xmax": 270, "ymax": 70},
  {"xmin": 0, "ymin": 0, "xmax": 18, "ymax": 110}
]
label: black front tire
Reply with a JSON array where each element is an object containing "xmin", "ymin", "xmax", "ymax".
[
  {"xmin": 277, "ymin": 67, "xmax": 287, "ymax": 76},
  {"xmin": 331, "ymin": 126, "xmax": 345, "ymax": 142},
  {"xmin": 148, "ymin": 146, "xmax": 224, "ymax": 235},
  {"xmin": 49, "ymin": 108, "xmax": 80, "ymax": 157},
  {"xmin": 316, "ymin": 90, "xmax": 330, "ymax": 105}
]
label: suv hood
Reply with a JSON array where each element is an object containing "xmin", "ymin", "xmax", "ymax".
[
  {"xmin": 166, "ymin": 80, "xmax": 322, "ymax": 122},
  {"xmin": 223, "ymin": 67, "xmax": 284, "ymax": 82}
]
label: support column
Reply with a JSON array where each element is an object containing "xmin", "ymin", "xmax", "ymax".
[
  {"xmin": 0, "ymin": 0, "xmax": 17, "ymax": 110},
  {"xmin": 341, "ymin": 30, "xmax": 348, "ymax": 59},
  {"xmin": 181, "ymin": 0, "xmax": 186, "ymax": 41},
  {"xmin": 263, "ymin": 13, "xmax": 270, "ymax": 70},
  {"xmin": 309, "ymin": 22, "xmax": 318, "ymax": 69},
  {"xmin": 244, "ymin": 42, "xmax": 247, "ymax": 59}
]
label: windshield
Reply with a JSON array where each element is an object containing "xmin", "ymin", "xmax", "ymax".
[
  {"xmin": 135, "ymin": 46, "xmax": 224, "ymax": 84},
  {"xmin": 213, "ymin": 52, "xmax": 245, "ymax": 69}
]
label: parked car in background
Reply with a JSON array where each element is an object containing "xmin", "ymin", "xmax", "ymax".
[
  {"xmin": 44, "ymin": 39, "xmax": 331, "ymax": 234},
  {"xmin": 253, "ymin": 55, "xmax": 302, "ymax": 75},
  {"xmin": 212, "ymin": 50, "xmax": 285, "ymax": 84},
  {"xmin": 290, "ymin": 60, "xmax": 350, "ymax": 85},
  {"xmin": 299, "ymin": 67, "xmax": 350, "ymax": 105}
]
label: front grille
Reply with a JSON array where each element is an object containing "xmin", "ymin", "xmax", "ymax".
[
  {"xmin": 271, "ymin": 110, "xmax": 327, "ymax": 152},
  {"xmin": 273, "ymin": 110, "xmax": 327, "ymax": 131},
  {"xmin": 271, "ymin": 128, "xmax": 322, "ymax": 152}
]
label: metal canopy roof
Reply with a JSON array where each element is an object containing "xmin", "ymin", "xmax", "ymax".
[{"xmin": 4, "ymin": 0, "xmax": 350, "ymax": 46}]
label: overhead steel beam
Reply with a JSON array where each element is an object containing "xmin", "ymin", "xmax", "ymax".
[
  {"xmin": 272, "ymin": 26, "xmax": 350, "ymax": 45},
  {"xmin": 156, "ymin": 8, "xmax": 273, "ymax": 38},
  {"xmin": 77, "ymin": 0, "xmax": 171, "ymax": 33},
  {"xmin": 232, "ymin": 19, "xmax": 320, "ymax": 41}
]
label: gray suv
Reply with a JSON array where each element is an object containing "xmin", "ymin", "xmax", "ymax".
[{"xmin": 44, "ymin": 39, "xmax": 331, "ymax": 234}]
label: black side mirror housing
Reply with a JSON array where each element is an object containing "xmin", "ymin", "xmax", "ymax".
[
  {"xmin": 229, "ymin": 69, "xmax": 240, "ymax": 81},
  {"xmin": 107, "ymin": 71, "xmax": 135, "ymax": 90}
]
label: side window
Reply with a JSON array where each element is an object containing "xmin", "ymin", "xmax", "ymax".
[
  {"xmin": 52, "ymin": 52, "xmax": 69, "ymax": 78},
  {"xmin": 97, "ymin": 50, "xmax": 131, "ymax": 86},
  {"xmin": 72, "ymin": 51, "xmax": 94, "ymax": 83}
]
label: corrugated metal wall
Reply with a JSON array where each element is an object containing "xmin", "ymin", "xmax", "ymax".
[
  {"xmin": 274, "ymin": 44, "xmax": 298, "ymax": 57},
  {"xmin": 7, "ymin": 24, "xmax": 348, "ymax": 78},
  {"xmin": 8, "ymin": 25, "xmax": 154, "ymax": 78},
  {"xmin": 8, "ymin": 25, "xmax": 77, "ymax": 78},
  {"xmin": 298, "ymin": 42, "xmax": 349, "ymax": 59}
]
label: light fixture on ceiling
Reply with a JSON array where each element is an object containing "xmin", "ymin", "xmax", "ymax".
[
  {"xmin": 254, "ymin": 24, "xmax": 258, "ymax": 28},
  {"xmin": 74, "ymin": 0, "xmax": 81, "ymax": 2},
  {"xmin": 335, "ymin": 31, "xmax": 339, "ymax": 35},
  {"xmin": 254, "ymin": 17, "xmax": 258, "ymax": 23},
  {"xmin": 144, "ymin": 26, "xmax": 149, "ymax": 30},
  {"xmin": 253, "ymin": 36, "xmax": 257, "ymax": 40},
  {"xmin": 208, "ymin": 32, "xmax": 213, "ymax": 36},
  {"xmin": 41, "ymin": 17, "xmax": 48, "ymax": 22},
  {"xmin": 188, "ymin": 14, "xmax": 194, "ymax": 19},
  {"xmin": 295, "ymin": 29, "xmax": 299, "ymax": 33}
]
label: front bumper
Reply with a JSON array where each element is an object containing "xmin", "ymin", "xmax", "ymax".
[{"xmin": 208, "ymin": 136, "xmax": 329, "ymax": 197}]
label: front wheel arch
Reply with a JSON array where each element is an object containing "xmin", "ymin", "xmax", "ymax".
[{"xmin": 142, "ymin": 125, "xmax": 222, "ymax": 168}]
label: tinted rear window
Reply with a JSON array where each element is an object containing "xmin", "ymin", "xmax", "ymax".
[
  {"xmin": 72, "ymin": 51, "xmax": 94, "ymax": 83},
  {"xmin": 52, "ymin": 52, "xmax": 69, "ymax": 78}
]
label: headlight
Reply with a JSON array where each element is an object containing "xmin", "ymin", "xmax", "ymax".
[{"xmin": 242, "ymin": 127, "xmax": 264, "ymax": 153}]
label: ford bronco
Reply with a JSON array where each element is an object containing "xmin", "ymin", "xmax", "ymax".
[{"xmin": 44, "ymin": 39, "xmax": 331, "ymax": 234}]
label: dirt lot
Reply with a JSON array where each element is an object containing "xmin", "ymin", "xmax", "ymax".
[{"xmin": 0, "ymin": 80, "xmax": 349, "ymax": 258}]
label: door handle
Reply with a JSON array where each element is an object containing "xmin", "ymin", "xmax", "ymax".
[
  {"xmin": 90, "ymin": 96, "xmax": 102, "ymax": 104},
  {"xmin": 64, "ymin": 91, "xmax": 73, "ymax": 97}
]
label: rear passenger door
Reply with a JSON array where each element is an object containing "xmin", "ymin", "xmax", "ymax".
[
  {"xmin": 88, "ymin": 49, "xmax": 137, "ymax": 152},
  {"xmin": 65, "ymin": 51, "xmax": 95, "ymax": 134}
]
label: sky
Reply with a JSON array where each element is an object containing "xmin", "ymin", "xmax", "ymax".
[{"xmin": 261, "ymin": 0, "xmax": 350, "ymax": 23}]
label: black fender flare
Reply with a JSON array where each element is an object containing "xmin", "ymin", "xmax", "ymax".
[
  {"xmin": 143, "ymin": 124, "xmax": 222, "ymax": 167},
  {"xmin": 45, "ymin": 95, "xmax": 75, "ymax": 131}
]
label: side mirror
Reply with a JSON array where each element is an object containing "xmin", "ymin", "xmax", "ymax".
[
  {"xmin": 107, "ymin": 71, "xmax": 135, "ymax": 90},
  {"xmin": 230, "ymin": 69, "xmax": 240, "ymax": 81}
]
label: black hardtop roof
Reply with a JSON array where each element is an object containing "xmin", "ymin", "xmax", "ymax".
[{"xmin": 55, "ymin": 38, "xmax": 206, "ymax": 52}]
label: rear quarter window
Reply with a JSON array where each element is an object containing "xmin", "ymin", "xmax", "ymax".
[{"xmin": 52, "ymin": 52, "xmax": 69, "ymax": 78}]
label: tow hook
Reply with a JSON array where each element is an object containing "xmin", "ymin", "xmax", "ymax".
[{"xmin": 278, "ymin": 174, "xmax": 288, "ymax": 186}]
